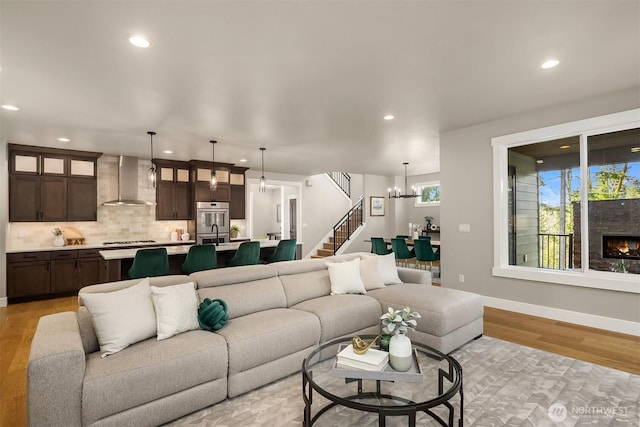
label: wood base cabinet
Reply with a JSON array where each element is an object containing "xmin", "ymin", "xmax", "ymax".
[{"xmin": 7, "ymin": 249, "xmax": 104, "ymax": 301}]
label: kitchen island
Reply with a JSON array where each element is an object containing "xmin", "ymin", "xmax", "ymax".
[{"xmin": 99, "ymin": 240, "xmax": 302, "ymax": 281}]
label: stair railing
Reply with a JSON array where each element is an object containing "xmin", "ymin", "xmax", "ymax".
[
  {"xmin": 333, "ymin": 195, "xmax": 364, "ymax": 253},
  {"xmin": 327, "ymin": 172, "xmax": 351, "ymax": 198}
]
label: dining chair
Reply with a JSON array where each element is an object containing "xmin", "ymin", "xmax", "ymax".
[
  {"xmin": 266, "ymin": 239, "xmax": 297, "ymax": 263},
  {"xmin": 414, "ymin": 238, "xmax": 440, "ymax": 272},
  {"xmin": 418, "ymin": 235, "xmax": 431, "ymax": 241},
  {"xmin": 371, "ymin": 237, "xmax": 392, "ymax": 255},
  {"xmin": 395, "ymin": 235, "xmax": 410, "ymax": 239},
  {"xmin": 390, "ymin": 238, "xmax": 416, "ymax": 267},
  {"xmin": 128, "ymin": 247, "xmax": 169, "ymax": 279},
  {"xmin": 227, "ymin": 241, "xmax": 261, "ymax": 267},
  {"xmin": 181, "ymin": 244, "xmax": 217, "ymax": 274}
]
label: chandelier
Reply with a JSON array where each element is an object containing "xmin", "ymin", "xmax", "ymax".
[{"xmin": 388, "ymin": 162, "xmax": 418, "ymax": 199}]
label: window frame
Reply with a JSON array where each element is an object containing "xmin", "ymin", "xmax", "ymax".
[
  {"xmin": 491, "ymin": 109, "xmax": 640, "ymax": 294},
  {"xmin": 414, "ymin": 180, "xmax": 441, "ymax": 207}
]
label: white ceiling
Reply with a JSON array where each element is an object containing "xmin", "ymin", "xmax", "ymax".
[{"xmin": 1, "ymin": 1, "xmax": 638, "ymax": 177}]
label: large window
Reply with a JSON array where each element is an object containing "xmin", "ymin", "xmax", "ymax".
[{"xmin": 493, "ymin": 110, "xmax": 640, "ymax": 293}]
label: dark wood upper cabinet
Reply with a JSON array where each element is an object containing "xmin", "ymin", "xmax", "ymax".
[
  {"xmin": 68, "ymin": 178, "xmax": 97, "ymax": 221},
  {"xmin": 8, "ymin": 144, "xmax": 101, "ymax": 223},
  {"xmin": 154, "ymin": 159, "xmax": 191, "ymax": 220},
  {"xmin": 230, "ymin": 166, "xmax": 248, "ymax": 219},
  {"xmin": 9, "ymin": 175, "xmax": 40, "ymax": 222},
  {"xmin": 190, "ymin": 160, "xmax": 233, "ymax": 203},
  {"xmin": 40, "ymin": 176, "xmax": 68, "ymax": 221}
]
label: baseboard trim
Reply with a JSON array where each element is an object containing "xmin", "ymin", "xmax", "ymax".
[
  {"xmin": 0, "ymin": 297, "xmax": 7, "ymax": 308},
  {"xmin": 483, "ymin": 296, "xmax": 640, "ymax": 337}
]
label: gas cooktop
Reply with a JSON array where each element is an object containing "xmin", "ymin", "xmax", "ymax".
[{"xmin": 102, "ymin": 240, "xmax": 156, "ymax": 246}]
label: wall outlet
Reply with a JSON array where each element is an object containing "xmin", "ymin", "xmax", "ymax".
[
  {"xmin": 458, "ymin": 274, "xmax": 465, "ymax": 283},
  {"xmin": 18, "ymin": 232, "xmax": 28, "ymax": 238},
  {"xmin": 458, "ymin": 224, "xmax": 471, "ymax": 232}
]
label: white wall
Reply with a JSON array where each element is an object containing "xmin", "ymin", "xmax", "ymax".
[
  {"xmin": 0, "ymin": 137, "xmax": 7, "ymax": 304},
  {"xmin": 440, "ymin": 87, "xmax": 640, "ymax": 324}
]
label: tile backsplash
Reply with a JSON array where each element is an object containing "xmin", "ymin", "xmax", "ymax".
[{"xmin": 7, "ymin": 155, "xmax": 188, "ymax": 249}]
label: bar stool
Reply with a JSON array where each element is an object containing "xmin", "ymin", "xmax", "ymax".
[
  {"xmin": 227, "ymin": 241, "xmax": 260, "ymax": 267},
  {"xmin": 128, "ymin": 248, "xmax": 169, "ymax": 279},
  {"xmin": 181, "ymin": 244, "xmax": 217, "ymax": 274},
  {"xmin": 266, "ymin": 239, "xmax": 297, "ymax": 263}
]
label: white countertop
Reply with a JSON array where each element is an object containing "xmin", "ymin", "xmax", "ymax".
[
  {"xmin": 7, "ymin": 240, "xmax": 196, "ymax": 254},
  {"xmin": 99, "ymin": 240, "xmax": 293, "ymax": 260}
]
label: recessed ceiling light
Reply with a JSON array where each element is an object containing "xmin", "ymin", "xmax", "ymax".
[
  {"xmin": 239, "ymin": 158, "xmax": 248, "ymax": 163},
  {"xmin": 383, "ymin": 115, "xmax": 395, "ymax": 120},
  {"xmin": 631, "ymin": 147, "xmax": 640, "ymax": 153},
  {"xmin": 536, "ymin": 159, "xmax": 544, "ymax": 164},
  {"xmin": 57, "ymin": 137, "xmax": 70, "ymax": 142},
  {"xmin": 129, "ymin": 35, "xmax": 150, "ymax": 48},
  {"xmin": 560, "ymin": 145, "xmax": 570, "ymax": 149},
  {"xmin": 2, "ymin": 104, "xmax": 19, "ymax": 111},
  {"xmin": 163, "ymin": 150, "xmax": 173, "ymax": 154},
  {"xmin": 541, "ymin": 59, "xmax": 560, "ymax": 69}
]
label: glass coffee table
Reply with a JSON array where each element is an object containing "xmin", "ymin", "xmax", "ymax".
[{"xmin": 302, "ymin": 335, "xmax": 463, "ymax": 427}]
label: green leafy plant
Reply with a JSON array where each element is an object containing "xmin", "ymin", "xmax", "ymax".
[
  {"xmin": 380, "ymin": 307, "xmax": 421, "ymax": 335},
  {"xmin": 230, "ymin": 225, "xmax": 240, "ymax": 233}
]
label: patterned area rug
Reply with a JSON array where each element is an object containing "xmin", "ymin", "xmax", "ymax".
[{"xmin": 167, "ymin": 336, "xmax": 639, "ymax": 426}]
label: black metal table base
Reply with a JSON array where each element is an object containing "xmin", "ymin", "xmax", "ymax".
[{"xmin": 302, "ymin": 375, "xmax": 463, "ymax": 427}]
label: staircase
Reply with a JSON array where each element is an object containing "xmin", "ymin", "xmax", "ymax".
[{"xmin": 312, "ymin": 195, "xmax": 364, "ymax": 258}]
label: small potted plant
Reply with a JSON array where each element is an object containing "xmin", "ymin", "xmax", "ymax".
[
  {"xmin": 424, "ymin": 216, "xmax": 433, "ymax": 229},
  {"xmin": 230, "ymin": 225, "xmax": 240, "ymax": 239},
  {"xmin": 52, "ymin": 228, "xmax": 64, "ymax": 247},
  {"xmin": 380, "ymin": 307, "xmax": 421, "ymax": 371}
]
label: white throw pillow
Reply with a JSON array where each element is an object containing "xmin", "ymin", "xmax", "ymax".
[
  {"xmin": 326, "ymin": 258, "xmax": 367, "ymax": 295},
  {"xmin": 150, "ymin": 282, "xmax": 200, "ymax": 340},
  {"xmin": 81, "ymin": 278, "xmax": 157, "ymax": 357},
  {"xmin": 359, "ymin": 255, "xmax": 385, "ymax": 290},
  {"xmin": 377, "ymin": 252, "xmax": 402, "ymax": 284}
]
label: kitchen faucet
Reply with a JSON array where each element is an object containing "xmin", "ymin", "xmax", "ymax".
[{"xmin": 211, "ymin": 223, "xmax": 219, "ymax": 246}]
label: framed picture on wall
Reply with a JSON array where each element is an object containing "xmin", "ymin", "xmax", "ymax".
[{"xmin": 370, "ymin": 196, "xmax": 385, "ymax": 216}]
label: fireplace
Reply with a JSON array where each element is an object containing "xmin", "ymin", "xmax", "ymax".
[{"xmin": 602, "ymin": 235, "xmax": 640, "ymax": 260}]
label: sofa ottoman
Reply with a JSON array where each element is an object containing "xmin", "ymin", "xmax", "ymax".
[{"xmin": 368, "ymin": 284, "xmax": 484, "ymax": 354}]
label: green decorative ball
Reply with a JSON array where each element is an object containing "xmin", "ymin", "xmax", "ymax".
[{"xmin": 198, "ymin": 298, "xmax": 229, "ymax": 331}]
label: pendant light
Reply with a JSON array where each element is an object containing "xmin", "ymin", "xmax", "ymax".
[
  {"xmin": 147, "ymin": 131, "xmax": 157, "ymax": 188},
  {"xmin": 388, "ymin": 162, "xmax": 418, "ymax": 199},
  {"xmin": 259, "ymin": 147, "xmax": 266, "ymax": 192},
  {"xmin": 210, "ymin": 140, "xmax": 217, "ymax": 191}
]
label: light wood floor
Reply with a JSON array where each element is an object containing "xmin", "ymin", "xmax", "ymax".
[{"xmin": 1, "ymin": 297, "xmax": 638, "ymax": 427}]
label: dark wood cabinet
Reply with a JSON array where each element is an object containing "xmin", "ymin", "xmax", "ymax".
[
  {"xmin": 7, "ymin": 252, "xmax": 51, "ymax": 298},
  {"xmin": 41, "ymin": 176, "xmax": 68, "ymax": 221},
  {"xmin": 190, "ymin": 161, "xmax": 234, "ymax": 203},
  {"xmin": 68, "ymin": 178, "xmax": 97, "ymax": 221},
  {"xmin": 9, "ymin": 175, "xmax": 40, "ymax": 221},
  {"xmin": 154, "ymin": 160, "xmax": 191, "ymax": 220},
  {"xmin": 8, "ymin": 144, "xmax": 101, "ymax": 223},
  {"xmin": 230, "ymin": 167, "xmax": 248, "ymax": 219},
  {"xmin": 230, "ymin": 184, "xmax": 246, "ymax": 219},
  {"xmin": 7, "ymin": 249, "xmax": 104, "ymax": 300}
]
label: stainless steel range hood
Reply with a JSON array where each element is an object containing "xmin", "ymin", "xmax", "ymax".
[{"xmin": 102, "ymin": 156, "xmax": 154, "ymax": 206}]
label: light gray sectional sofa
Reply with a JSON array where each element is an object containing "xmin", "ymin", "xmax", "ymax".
[{"xmin": 28, "ymin": 253, "xmax": 484, "ymax": 427}]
